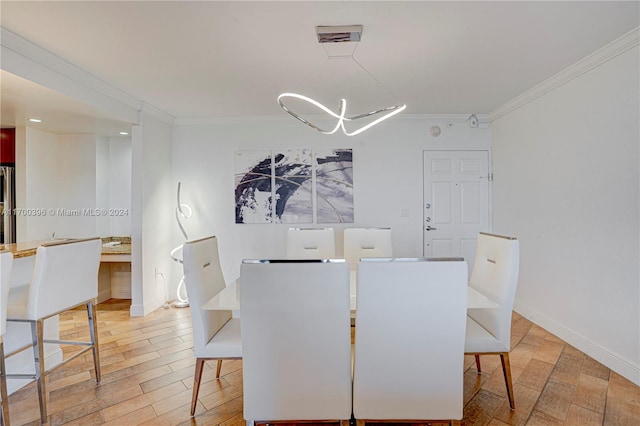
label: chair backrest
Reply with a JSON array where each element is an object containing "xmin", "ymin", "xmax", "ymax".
[
  {"xmin": 27, "ymin": 238, "xmax": 102, "ymax": 319},
  {"xmin": 353, "ymin": 258, "xmax": 468, "ymax": 421},
  {"xmin": 240, "ymin": 259, "xmax": 352, "ymax": 422},
  {"xmin": 468, "ymin": 232, "xmax": 520, "ymax": 349},
  {"xmin": 182, "ymin": 236, "xmax": 232, "ymax": 357},
  {"xmin": 286, "ymin": 228, "xmax": 335, "ymax": 259},
  {"xmin": 343, "ymin": 228, "xmax": 393, "ymax": 270},
  {"xmin": 0, "ymin": 251, "xmax": 13, "ymax": 336}
]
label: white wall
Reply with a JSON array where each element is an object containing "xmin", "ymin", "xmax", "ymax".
[
  {"xmin": 15, "ymin": 128, "xmax": 98, "ymax": 240},
  {"xmin": 96, "ymin": 137, "xmax": 132, "ymax": 237},
  {"xmin": 172, "ymin": 115, "xmax": 490, "ymax": 289},
  {"xmin": 130, "ymin": 107, "xmax": 174, "ymax": 316},
  {"xmin": 95, "ymin": 136, "xmax": 110, "ymax": 235},
  {"xmin": 108, "ymin": 137, "xmax": 132, "ymax": 236},
  {"xmin": 56, "ymin": 133, "xmax": 97, "ymax": 238},
  {"xmin": 491, "ymin": 41, "xmax": 639, "ymax": 384},
  {"xmin": 16, "ymin": 127, "xmax": 59, "ymax": 241}
]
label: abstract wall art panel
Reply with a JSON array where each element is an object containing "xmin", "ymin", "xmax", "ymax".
[
  {"xmin": 235, "ymin": 148, "xmax": 353, "ymax": 224},
  {"xmin": 315, "ymin": 149, "xmax": 354, "ymax": 223},
  {"xmin": 235, "ymin": 150, "xmax": 273, "ymax": 223},
  {"xmin": 274, "ymin": 149, "xmax": 313, "ymax": 223}
]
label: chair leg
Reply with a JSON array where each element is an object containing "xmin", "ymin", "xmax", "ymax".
[
  {"xmin": 500, "ymin": 352, "xmax": 515, "ymax": 410},
  {"xmin": 0, "ymin": 339, "xmax": 10, "ymax": 426},
  {"xmin": 87, "ymin": 301, "xmax": 101, "ymax": 383},
  {"xmin": 215, "ymin": 359, "xmax": 223, "ymax": 378},
  {"xmin": 474, "ymin": 354, "xmax": 482, "ymax": 373},
  {"xmin": 31, "ymin": 320, "xmax": 47, "ymax": 425},
  {"xmin": 190, "ymin": 358, "xmax": 206, "ymax": 416}
]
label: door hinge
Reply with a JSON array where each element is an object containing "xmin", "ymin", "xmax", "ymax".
[{"xmin": 488, "ymin": 173, "xmax": 494, "ymax": 182}]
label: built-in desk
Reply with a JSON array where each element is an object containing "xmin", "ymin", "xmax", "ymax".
[
  {"xmin": 98, "ymin": 237, "xmax": 131, "ymax": 302},
  {"xmin": 100, "ymin": 236, "xmax": 132, "ymax": 262}
]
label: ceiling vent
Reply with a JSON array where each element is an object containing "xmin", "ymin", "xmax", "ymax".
[{"xmin": 316, "ymin": 25, "xmax": 363, "ymax": 43}]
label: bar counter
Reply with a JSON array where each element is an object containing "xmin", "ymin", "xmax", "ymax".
[{"xmin": 0, "ymin": 236, "xmax": 131, "ymax": 259}]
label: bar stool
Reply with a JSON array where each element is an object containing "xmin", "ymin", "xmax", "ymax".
[
  {"xmin": 6, "ymin": 238, "xmax": 102, "ymax": 425},
  {"xmin": 0, "ymin": 251, "xmax": 13, "ymax": 426}
]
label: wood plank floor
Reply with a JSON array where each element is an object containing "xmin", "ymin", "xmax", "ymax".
[{"xmin": 5, "ymin": 299, "xmax": 639, "ymax": 425}]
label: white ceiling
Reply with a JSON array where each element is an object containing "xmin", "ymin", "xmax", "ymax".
[{"xmin": 1, "ymin": 1, "xmax": 638, "ymax": 135}]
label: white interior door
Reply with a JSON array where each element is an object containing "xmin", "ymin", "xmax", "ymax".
[{"xmin": 423, "ymin": 150, "xmax": 490, "ymax": 273}]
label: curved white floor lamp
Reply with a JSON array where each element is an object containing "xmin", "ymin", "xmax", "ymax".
[{"xmin": 170, "ymin": 182, "xmax": 192, "ymax": 308}]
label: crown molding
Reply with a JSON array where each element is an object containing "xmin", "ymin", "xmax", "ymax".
[
  {"xmin": 1, "ymin": 26, "xmax": 146, "ymax": 124},
  {"xmin": 140, "ymin": 102, "xmax": 175, "ymax": 126},
  {"xmin": 490, "ymin": 27, "xmax": 639, "ymax": 122},
  {"xmin": 174, "ymin": 113, "xmax": 490, "ymax": 127}
]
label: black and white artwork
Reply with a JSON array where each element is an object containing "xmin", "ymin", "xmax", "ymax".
[
  {"xmin": 274, "ymin": 149, "xmax": 313, "ymax": 223},
  {"xmin": 315, "ymin": 149, "xmax": 354, "ymax": 223},
  {"xmin": 235, "ymin": 150, "xmax": 272, "ymax": 223},
  {"xmin": 234, "ymin": 148, "xmax": 353, "ymax": 224}
]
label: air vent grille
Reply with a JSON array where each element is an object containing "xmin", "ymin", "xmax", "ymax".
[{"xmin": 316, "ymin": 25, "xmax": 363, "ymax": 43}]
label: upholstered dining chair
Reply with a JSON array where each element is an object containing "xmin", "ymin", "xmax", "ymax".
[
  {"xmin": 286, "ymin": 227, "xmax": 336, "ymax": 259},
  {"xmin": 0, "ymin": 251, "xmax": 13, "ymax": 426},
  {"xmin": 353, "ymin": 258, "xmax": 468, "ymax": 425},
  {"xmin": 182, "ymin": 236, "xmax": 241, "ymax": 417},
  {"xmin": 240, "ymin": 259, "xmax": 352, "ymax": 425},
  {"xmin": 6, "ymin": 238, "xmax": 102, "ymax": 425},
  {"xmin": 343, "ymin": 228, "xmax": 393, "ymax": 270},
  {"xmin": 465, "ymin": 232, "xmax": 520, "ymax": 409}
]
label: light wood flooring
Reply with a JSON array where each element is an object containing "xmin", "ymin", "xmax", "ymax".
[{"xmin": 4, "ymin": 299, "xmax": 639, "ymax": 426}]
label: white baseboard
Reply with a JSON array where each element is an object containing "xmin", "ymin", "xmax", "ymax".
[
  {"xmin": 514, "ymin": 300, "xmax": 640, "ymax": 386},
  {"xmin": 129, "ymin": 297, "xmax": 165, "ymax": 317}
]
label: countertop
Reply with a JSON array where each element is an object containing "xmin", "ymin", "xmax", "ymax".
[{"xmin": 0, "ymin": 236, "xmax": 131, "ymax": 259}]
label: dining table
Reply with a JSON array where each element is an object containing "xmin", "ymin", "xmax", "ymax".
[{"xmin": 202, "ymin": 269, "xmax": 499, "ymax": 311}]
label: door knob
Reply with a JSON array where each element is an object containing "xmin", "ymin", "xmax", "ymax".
[{"xmin": 425, "ymin": 226, "xmax": 437, "ymax": 231}]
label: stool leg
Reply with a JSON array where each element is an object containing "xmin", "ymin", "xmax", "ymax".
[
  {"xmin": 31, "ymin": 320, "xmax": 47, "ymax": 425},
  {"xmin": 0, "ymin": 339, "xmax": 10, "ymax": 426},
  {"xmin": 87, "ymin": 301, "xmax": 101, "ymax": 383}
]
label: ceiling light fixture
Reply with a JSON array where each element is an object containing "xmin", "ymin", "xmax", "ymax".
[
  {"xmin": 28, "ymin": 118, "xmax": 42, "ymax": 123},
  {"xmin": 119, "ymin": 131, "xmax": 129, "ymax": 136},
  {"xmin": 277, "ymin": 25, "xmax": 406, "ymax": 136}
]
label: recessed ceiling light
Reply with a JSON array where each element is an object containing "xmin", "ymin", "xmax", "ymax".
[
  {"xmin": 28, "ymin": 118, "xmax": 42, "ymax": 123},
  {"xmin": 119, "ymin": 131, "xmax": 129, "ymax": 136}
]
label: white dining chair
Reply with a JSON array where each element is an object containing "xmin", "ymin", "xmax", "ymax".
[
  {"xmin": 240, "ymin": 259, "xmax": 351, "ymax": 425},
  {"xmin": 465, "ymin": 232, "xmax": 520, "ymax": 409},
  {"xmin": 286, "ymin": 227, "xmax": 335, "ymax": 259},
  {"xmin": 343, "ymin": 228, "xmax": 393, "ymax": 270},
  {"xmin": 0, "ymin": 251, "xmax": 13, "ymax": 426},
  {"xmin": 5, "ymin": 238, "xmax": 102, "ymax": 425},
  {"xmin": 353, "ymin": 258, "xmax": 468, "ymax": 425},
  {"xmin": 182, "ymin": 236, "xmax": 241, "ymax": 417}
]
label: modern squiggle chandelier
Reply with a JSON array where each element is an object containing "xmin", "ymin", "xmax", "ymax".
[
  {"xmin": 277, "ymin": 25, "xmax": 406, "ymax": 136},
  {"xmin": 278, "ymin": 93, "xmax": 406, "ymax": 136}
]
